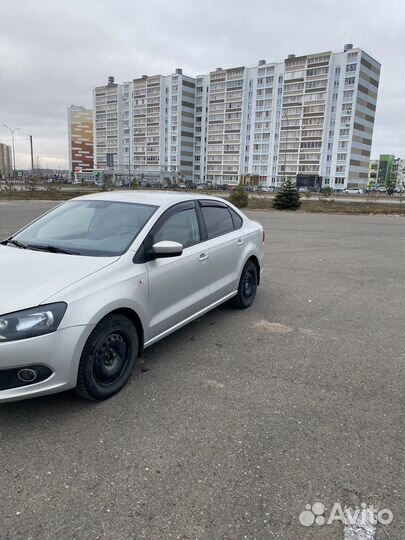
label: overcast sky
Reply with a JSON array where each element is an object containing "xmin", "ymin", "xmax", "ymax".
[{"xmin": 0, "ymin": 0, "xmax": 404, "ymax": 170}]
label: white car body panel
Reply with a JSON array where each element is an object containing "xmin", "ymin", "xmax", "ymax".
[{"xmin": 0, "ymin": 246, "xmax": 119, "ymax": 314}]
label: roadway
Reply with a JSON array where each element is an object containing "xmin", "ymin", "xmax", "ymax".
[{"xmin": 0, "ymin": 201, "xmax": 404, "ymax": 539}]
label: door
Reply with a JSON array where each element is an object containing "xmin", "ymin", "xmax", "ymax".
[
  {"xmin": 145, "ymin": 202, "xmax": 210, "ymax": 340},
  {"xmin": 199, "ymin": 201, "xmax": 245, "ymax": 303}
]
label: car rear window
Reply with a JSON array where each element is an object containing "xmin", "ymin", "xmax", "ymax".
[{"xmin": 201, "ymin": 205, "xmax": 234, "ymax": 238}]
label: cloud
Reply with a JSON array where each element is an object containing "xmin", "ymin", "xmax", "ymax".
[{"xmin": 0, "ymin": 0, "xmax": 403, "ymax": 169}]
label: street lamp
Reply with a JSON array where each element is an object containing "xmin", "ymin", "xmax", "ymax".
[
  {"xmin": 3, "ymin": 125, "xmax": 20, "ymax": 175},
  {"xmin": 25, "ymin": 134, "xmax": 35, "ymax": 176},
  {"xmin": 36, "ymin": 156, "xmax": 42, "ymax": 176}
]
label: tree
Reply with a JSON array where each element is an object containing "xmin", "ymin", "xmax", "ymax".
[
  {"xmin": 229, "ymin": 186, "xmax": 249, "ymax": 208},
  {"xmin": 272, "ymin": 179, "xmax": 301, "ymax": 210}
]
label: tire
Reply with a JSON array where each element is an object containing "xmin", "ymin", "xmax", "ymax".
[
  {"xmin": 75, "ymin": 314, "xmax": 138, "ymax": 401},
  {"xmin": 232, "ymin": 260, "xmax": 258, "ymax": 309}
]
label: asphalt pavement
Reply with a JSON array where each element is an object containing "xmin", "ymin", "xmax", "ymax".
[{"xmin": 0, "ymin": 201, "xmax": 404, "ymax": 540}]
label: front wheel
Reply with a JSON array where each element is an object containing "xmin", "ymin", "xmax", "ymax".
[
  {"xmin": 75, "ymin": 314, "xmax": 138, "ymax": 401},
  {"xmin": 232, "ymin": 260, "xmax": 258, "ymax": 309}
]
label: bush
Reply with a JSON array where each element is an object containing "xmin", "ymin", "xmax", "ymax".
[
  {"xmin": 272, "ymin": 180, "xmax": 301, "ymax": 210},
  {"xmin": 100, "ymin": 176, "xmax": 115, "ymax": 191},
  {"xmin": 229, "ymin": 187, "xmax": 249, "ymax": 208},
  {"xmin": 321, "ymin": 186, "xmax": 332, "ymax": 198}
]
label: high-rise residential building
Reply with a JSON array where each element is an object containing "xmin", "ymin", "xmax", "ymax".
[
  {"xmin": 94, "ymin": 77, "xmax": 120, "ymax": 171},
  {"xmin": 94, "ymin": 70, "xmax": 195, "ymax": 182},
  {"xmin": 0, "ymin": 142, "xmax": 12, "ymax": 177},
  {"xmin": 68, "ymin": 105, "xmax": 94, "ymax": 176},
  {"xmin": 93, "ymin": 44, "xmax": 380, "ymax": 189},
  {"xmin": 193, "ymin": 74, "xmax": 210, "ymax": 185},
  {"xmin": 195, "ymin": 45, "xmax": 380, "ymax": 189}
]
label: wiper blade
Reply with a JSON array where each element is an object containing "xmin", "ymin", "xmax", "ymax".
[
  {"xmin": 2, "ymin": 238, "xmax": 80, "ymax": 255},
  {"xmin": 1, "ymin": 239, "xmax": 28, "ymax": 249},
  {"xmin": 27, "ymin": 244, "xmax": 80, "ymax": 255}
]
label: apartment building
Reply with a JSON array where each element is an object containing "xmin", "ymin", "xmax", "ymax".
[
  {"xmin": 393, "ymin": 158, "xmax": 405, "ymax": 189},
  {"xmin": 377, "ymin": 154, "xmax": 395, "ymax": 184},
  {"xmin": 0, "ymin": 142, "xmax": 12, "ymax": 177},
  {"xmin": 68, "ymin": 105, "xmax": 94, "ymax": 175},
  {"xmin": 370, "ymin": 154, "xmax": 405, "ymax": 188},
  {"xmin": 93, "ymin": 44, "xmax": 380, "ymax": 189},
  {"xmin": 94, "ymin": 77, "xmax": 120, "ymax": 171},
  {"xmin": 193, "ymin": 74, "xmax": 209, "ymax": 184},
  {"xmin": 194, "ymin": 62, "xmax": 287, "ymax": 186},
  {"xmin": 94, "ymin": 71, "xmax": 195, "ymax": 182},
  {"xmin": 194, "ymin": 45, "xmax": 380, "ymax": 189}
]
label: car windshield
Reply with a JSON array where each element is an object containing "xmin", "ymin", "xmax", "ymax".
[{"xmin": 11, "ymin": 200, "xmax": 158, "ymax": 257}]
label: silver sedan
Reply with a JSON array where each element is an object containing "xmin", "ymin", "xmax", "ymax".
[{"xmin": 0, "ymin": 192, "xmax": 264, "ymax": 402}]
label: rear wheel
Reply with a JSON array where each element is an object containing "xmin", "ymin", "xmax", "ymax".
[
  {"xmin": 75, "ymin": 314, "xmax": 138, "ymax": 401},
  {"xmin": 232, "ymin": 260, "xmax": 258, "ymax": 309}
]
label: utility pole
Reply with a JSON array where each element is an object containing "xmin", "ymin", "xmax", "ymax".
[
  {"xmin": 28, "ymin": 135, "xmax": 34, "ymax": 176},
  {"xmin": 3, "ymin": 125, "xmax": 20, "ymax": 176}
]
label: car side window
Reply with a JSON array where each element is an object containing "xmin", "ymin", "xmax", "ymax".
[
  {"xmin": 201, "ymin": 205, "xmax": 234, "ymax": 239},
  {"xmin": 229, "ymin": 207, "xmax": 243, "ymax": 229},
  {"xmin": 153, "ymin": 208, "xmax": 200, "ymax": 248}
]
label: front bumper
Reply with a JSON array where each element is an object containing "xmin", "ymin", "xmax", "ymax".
[{"xmin": 0, "ymin": 325, "xmax": 93, "ymax": 403}]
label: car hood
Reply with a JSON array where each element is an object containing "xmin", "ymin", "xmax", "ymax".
[{"xmin": 0, "ymin": 245, "xmax": 119, "ymax": 314}]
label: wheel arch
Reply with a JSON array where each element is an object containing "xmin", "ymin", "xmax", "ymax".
[
  {"xmin": 102, "ymin": 307, "xmax": 145, "ymax": 357},
  {"xmin": 246, "ymin": 254, "xmax": 261, "ymax": 285}
]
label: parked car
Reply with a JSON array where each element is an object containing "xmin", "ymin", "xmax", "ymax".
[
  {"xmin": 0, "ymin": 192, "xmax": 264, "ymax": 403},
  {"xmin": 343, "ymin": 188, "xmax": 363, "ymax": 194}
]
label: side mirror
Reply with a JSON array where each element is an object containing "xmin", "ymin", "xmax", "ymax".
[{"xmin": 151, "ymin": 240, "xmax": 183, "ymax": 258}]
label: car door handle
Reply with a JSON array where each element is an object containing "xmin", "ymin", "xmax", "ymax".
[
  {"xmin": 199, "ymin": 252, "xmax": 209, "ymax": 262},
  {"xmin": 237, "ymin": 239, "xmax": 244, "ymax": 246}
]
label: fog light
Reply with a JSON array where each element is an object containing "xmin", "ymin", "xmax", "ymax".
[{"xmin": 17, "ymin": 368, "xmax": 38, "ymax": 383}]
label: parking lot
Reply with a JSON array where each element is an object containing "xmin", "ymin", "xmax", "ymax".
[{"xmin": 0, "ymin": 201, "xmax": 404, "ymax": 539}]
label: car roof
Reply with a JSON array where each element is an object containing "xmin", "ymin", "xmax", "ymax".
[{"xmin": 73, "ymin": 190, "xmax": 228, "ymax": 208}]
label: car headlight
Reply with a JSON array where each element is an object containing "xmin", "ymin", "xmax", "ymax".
[{"xmin": 0, "ymin": 303, "xmax": 67, "ymax": 342}]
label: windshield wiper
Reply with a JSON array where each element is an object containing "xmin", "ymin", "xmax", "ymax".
[
  {"xmin": 1, "ymin": 238, "xmax": 28, "ymax": 249},
  {"xmin": 2, "ymin": 239, "xmax": 80, "ymax": 255},
  {"xmin": 27, "ymin": 244, "xmax": 80, "ymax": 255}
]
